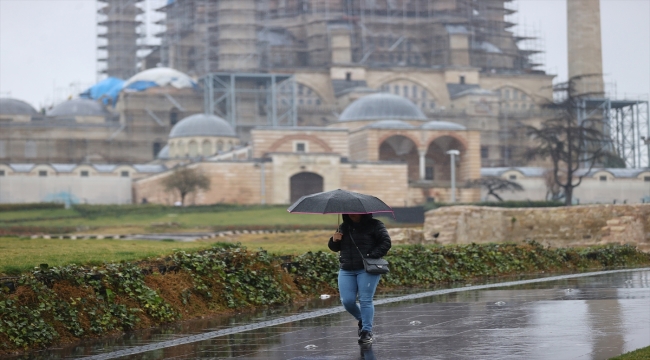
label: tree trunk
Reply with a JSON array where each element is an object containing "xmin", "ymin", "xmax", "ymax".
[
  {"xmin": 564, "ymin": 186, "xmax": 573, "ymax": 206},
  {"xmin": 180, "ymin": 192, "xmax": 187, "ymax": 206}
]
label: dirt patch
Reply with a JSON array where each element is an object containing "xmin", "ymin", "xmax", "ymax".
[
  {"xmin": 144, "ymin": 271, "xmax": 214, "ymax": 318},
  {"xmin": 13, "ymin": 285, "xmax": 37, "ymax": 305}
]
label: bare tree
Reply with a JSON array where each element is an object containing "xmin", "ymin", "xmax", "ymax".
[
  {"xmin": 162, "ymin": 167, "xmax": 211, "ymax": 206},
  {"xmin": 525, "ymin": 75, "xmax": 614, "ymax": 206},
  {"xmin": 543, "ymin": 169, "xmax": 564, "ymax": 201},
  {"xmin": 466, "ymin": 176, "xmax": 524, "ymax": 202}
]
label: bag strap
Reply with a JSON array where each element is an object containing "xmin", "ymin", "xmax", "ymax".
[{"xmin": 348, "ymin": 231, "xmax": 367, "ymax": 260}]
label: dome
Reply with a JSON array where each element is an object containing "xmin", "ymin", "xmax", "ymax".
[
  {"xmin": 156, "ymin": 144, "xmax": 170, "ymax": 159},
  {"xmin": 339, "ymin": 93, "xmax": 427, "ymax": 122},
  {"xmin": 169, "ymin": 114, "xmax": 236, "ymax": 138},
  {"xmin": 47, "ymin": 98, "xmax": 107, "ymax": 117},
  {"xmin": 421, "ymin": 121, "xmax": 467, "ymax": 131},
  {"xmin": 0, "ymin": 98, "xmax": 37, "ymax": 115},
  {"xmin": 365, "ymin": 120, "xmax": 416, "ymax": 130},
  {"xmin": 124, "ymin": 67, "xmax": 196, "ymax": 90}
]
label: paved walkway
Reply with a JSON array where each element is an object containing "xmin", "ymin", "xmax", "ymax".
[
  {"xmin": 24, "ymin": 268, "xmax": 650, "ymax": 360},
  {"xmin": 159, "ymin": 269, "xmax": 650, "ymax": 360}
]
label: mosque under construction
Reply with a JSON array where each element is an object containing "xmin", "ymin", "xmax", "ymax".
[{"xmin": 0, "ymin": 0, "xmax": 648, "ymax": 206}]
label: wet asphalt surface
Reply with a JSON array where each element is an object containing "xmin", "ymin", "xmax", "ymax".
[{"xmin": 19, "ymin": 269, "xmax": 650, "ymax": 360}]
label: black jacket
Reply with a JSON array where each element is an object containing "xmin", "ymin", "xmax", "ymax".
[{"xmin": 328, "ymin": 214, "xmax": 392, "ymax": 270}]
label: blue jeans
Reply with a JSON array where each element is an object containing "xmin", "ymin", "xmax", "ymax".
[{"xmin": 338, "ymin": 269, "xmax": 381, "ymax": 332}]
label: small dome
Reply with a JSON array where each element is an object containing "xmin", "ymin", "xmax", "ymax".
[
  {"xmin": 125, "ymin": 67, "xmax": 196, "ymax": 90},
  {"xmin": 0, "ymin": 98, "xmax": 37, "ymax": 115},
  {"xmin": 421, "ymin": 121, "xmax": 466, "ymax": 131},
  {"xmin": 156, "ymin": 144, "xmax": 170, "ymax": 159},
  {"xmin": 339, "ymin": 93, "xmax": 427, "ymax": 122},
  {"xmin": 366, "ymin": 120, "xmax": 416, "ymax": 130},
  {"xmin": 169, "ymin": 114, "xmax": 236, "ymax": 138},
  {"xmin": 47, "ymin": 98, "xmax": 107, "ymax": 117}
]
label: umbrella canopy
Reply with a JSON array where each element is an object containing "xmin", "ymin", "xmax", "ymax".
[{"xmin": 287, "ymin": 189, "xmax": 394, "ymax": 215}]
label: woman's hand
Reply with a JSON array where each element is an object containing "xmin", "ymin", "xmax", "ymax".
[{"xmin": 332, "ymin": 230, "xmax": 343, "ymax": 242}]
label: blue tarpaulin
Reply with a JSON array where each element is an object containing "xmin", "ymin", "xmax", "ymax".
[
  {"xmin": 80, "ymin": 77, "xmax": 124, "ymax": 106},
  {"xmin": 124, "ymin": 80, "xmax": 159, "ymax": 92}
]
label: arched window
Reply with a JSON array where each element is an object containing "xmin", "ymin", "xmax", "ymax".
[
  {"xmin": 497, "ymin": 86, "xmax": 534, "ymax": 112},
  {"xmin": 295, "ymin": 83, "xmax": 323, "ymax": 107},
  {"xmin": 188, "ymin": 140, "xmax": 199, "ymax": 157},
  {"xmin": 202, "ymin": 140, "xmax": 212, "ymax": 156},
  {"xmin": 217, "ymin": 140, "xmax": 224, "ymax": 152},
  {"xmin": 381, "ymin": 80, "xmax": 435, "ymax": 111},
  {"xmin": 177, "ymin": 141, "xmax": 185, "ymax": 157}
]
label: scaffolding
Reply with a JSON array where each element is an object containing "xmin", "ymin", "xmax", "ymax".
[
  {"xmin": 148, "ymin": 0, "xmax": 541, "ymax": 76},
  {"xmin": 579, "ymin": 98, "xmax": 650, "ymax": 168},
  {"xmin": 202, "ymin": 73, "xmax": 297, "ymax": 132},
  {"xmin": 96, "ymin": 0, "xmax": 146, "ymax": 79}
]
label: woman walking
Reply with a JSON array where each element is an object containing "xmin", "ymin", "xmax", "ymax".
[{"xmin": 328, "ymin": 213, "xmax": 392, "ymax": 344}]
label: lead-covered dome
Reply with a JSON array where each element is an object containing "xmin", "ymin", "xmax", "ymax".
[
  {"xmin": 421, "ymin": 121, "xmax": 466, "ymax": 131},
  {"xmin": 47, "ymin": 98, "xmax": 107, "ymax": 117},
  {"xmin": 169, "ymin": 114, "xmax": 236, "ymax": 138},
  {"xmin": 339, "ymin": 93, "xmax": 427, "ymax": 122},
  {"xmin": 156, "ymin": 144, "xmax": 170, "ymax": 159},
  {"xmin": 0, "ymin": 98, "xmax": 38, "ymax": 115},
  {"xmin": 365, "ymin": 120, "xmax": 417, "ymax": 130}
]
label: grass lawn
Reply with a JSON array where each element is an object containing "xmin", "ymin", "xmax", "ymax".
[
  {"xmin": 0, "ymin": 237, "xmax": 218, "ymax": 275},
  {"xmin": 0, "ymin": 205, "xmax": 363, "ymax": 234},
  {"xmin": 0, "ymin": 230, "xmax": 335, "ymax": 276},
  {"xmin": 609, "ymin": 346, "xmax": 650, "ymax": 360},
  {"xmin": 232, "ymin": 230, "xmax": 332, "ymax": 255}
]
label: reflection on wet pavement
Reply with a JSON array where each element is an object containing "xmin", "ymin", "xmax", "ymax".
[{"xmin": 16, "ymin": 269, "xmax": 650, "ymax": 360}]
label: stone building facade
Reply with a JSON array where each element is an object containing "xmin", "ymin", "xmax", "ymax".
[{"xmin": 133, "ymin": 93, "xmax": 482, "ymax": 206}]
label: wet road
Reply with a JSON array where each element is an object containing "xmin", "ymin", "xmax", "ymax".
[{"xmin": 21, "ymin": 269, "xmax": 650, "ymax": 360}]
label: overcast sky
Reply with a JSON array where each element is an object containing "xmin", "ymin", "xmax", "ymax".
[{"xmin": 0, "ymin": 0, "xmax": 649, "ymax": 109}]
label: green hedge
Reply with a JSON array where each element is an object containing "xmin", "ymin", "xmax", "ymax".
[
  {"xmin": 71, "ymin": 204, "xmax": 286, "ymax": 218},
  {"xmin": 1, "ymin": 241, "xmax": 649, "ymax": 354},
  {"xmin": 423, "ymin": 200, "xmax": 564, "ymax": 211},
  {"xmin": 0, "ymin": 203, "xmax": 65, "ymax": 213}
]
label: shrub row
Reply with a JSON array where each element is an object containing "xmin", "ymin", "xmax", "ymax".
[
  {"xmin": 1, "ymin": 242, "xmax": 649, "ymax": 355},
  {"xmin": 72, "ymin": 204, "xmax": 283, "ymax": 219},
  {"xmin": 0, "ymin": 203, "xmax": 65, "ymax": 212}
]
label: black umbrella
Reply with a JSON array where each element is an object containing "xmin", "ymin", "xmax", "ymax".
[{"xmin": 287, "ymin": 189, "xmax": 394, "ymax": 216}]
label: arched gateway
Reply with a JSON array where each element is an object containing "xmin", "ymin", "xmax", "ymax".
[{"xmin": 290, "ymin": 172, "xmax": 324, "ymax": 203}]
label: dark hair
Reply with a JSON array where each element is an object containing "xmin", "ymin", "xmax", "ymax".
[{"xmin": 341, "ymin": 213, "xmax": 373, "ymax": 223}]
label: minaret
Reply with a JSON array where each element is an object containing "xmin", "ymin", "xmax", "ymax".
[
  {"xmin": 97, "ymin": 0, "xmax": 143, "ymax": 79},
  {"xmin": 567, "ymin": 0, "xmax": 605, "ymax": 96},
  {"xmin": 216, "ymin": 0, "xmax": 258, "ymax": 70}
]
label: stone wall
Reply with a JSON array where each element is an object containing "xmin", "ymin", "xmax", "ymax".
[
  {"xmin": 134, "ymin": 162, "xmax": 263, "ymax": 205},
  {"xmin": 421, "ymin": 204, "xmax": 650, "ymax": 250}
]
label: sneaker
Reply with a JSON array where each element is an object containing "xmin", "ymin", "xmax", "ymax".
[
  {"xmin": 357, "ymin": 320, "xmax": 363, "ymax": 336},
  {"xmin": 358, "ymin": 330, "xmax": 373, "ymax": 344}
]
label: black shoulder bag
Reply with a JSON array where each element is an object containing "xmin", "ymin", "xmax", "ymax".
[{"xmin": 349, "ymin": 232, "xmax": 389, "ymax": 275}]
